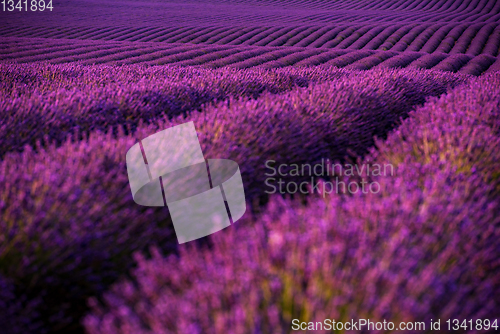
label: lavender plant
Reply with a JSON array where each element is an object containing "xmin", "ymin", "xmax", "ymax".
[
  {"xmin": 83, "ymin": 161, "xmax": 500, "ymax": 334},
  {"xmin": 371, "ymin": 72, "xmax": 500, "ymax": 194}
]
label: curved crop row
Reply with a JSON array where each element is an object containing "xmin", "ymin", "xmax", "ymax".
[
  {"xmin": 0, "ymin": 41, "xmax": 115, "ymax": 61},
  {"xmin": 179, "ymin": 27, "xmax": 236, "ymax": 44},
  {"xmin": 374, "ymin": 51, "xmax": 424, "ymax": 68},
  {"xmin": 449, "ymin": 24, "xmax": 481, "ymax": 53},
  {"xmin": 406, "ymin": 24, "xmax": 441, "ymax": 52},
  {"xmin": 321, "ymin": 50, "xmax": 375, "ymax": 67},
  {"xmin": 408, "ymin": 52, "xmax": 449, "ymax": 69},
  {"xmin": 282, "ymin": 26, "xmax": 323, "ymax": 46},
  {"xmin": 290, "ymin": 26, "xmax": 332, "ymax": 47},
  {"xmin": 307, "ymin": 26, "xmax": 356, "ymax": 48},
  {"xmin": 2, "ymin": 21, "xmax": 500, "ymax": 53},
  {"xmin": 321, "ymin": 26, "xmax": 362, "ymax": 48},
  {"xmin": 1, "ymin": 0, "xmax": 500, "ymax": 35},
  {"xmin": 212, "ymin": 27, "xmax": 257, "ymax": 45},
  {"xmin": 132, "ymin": 28, "xmax": 179, "ymax": 43},
  {"xmin": 485, "ymin": 55, "xmax": 500, "ymax": 72},
  {"xmin": 202, "ymin": 48, "xmax": 271, "ymax": 68},
  {"xmin": 105, "ymin": 27, "xmax": 162, "ymax": 42},
  {"xmin": 237, "ymin": 27, "xmax": 282, "ymax": 45},
  {"xmin": 2, "ymin": 63, "xmax": 356, "ymax": 157},
  {"xmin": 4, "ymin": 64, "xmax": 394, "ymax": 156},
  {"xmin": 293, "ymin": 49, "xmax": 350, "ymax": 66},
  {"xmin": 434, "ymin": 24, "xmax": 469, "ymax": 53},
  {"xmin": 266, "ymin": 27, "xmax": 312, "ymax": 47},
  {"xmin": 432, "ymin": 53, "xmax": 473, "ymax": 72},
  {"xmin": 251, "ymin": 27, "xmax": 297, "ymax": 46},
  {"xmin": 1, "ymin": 36, "xmax": 497, "ymax": 74},
  {"xmin": 257, "ymin": 49, "xmax": 327, "ymax": 68},
  {"xmin": 140, "ymin": 47, "xmax": 225, "ymax": 66},
  {"xmin": 482, "ymin": 24, "xmax": 500, "ymax": 56},
  {"xmin": 375, "ymin": 24, "xmax": 417, "ymax": 51},
  {"xmin": 171, "ymin": 48, "xmax": 245, "ymax": 67},
  {"xmin": 362, "ymin": 24, "xmax": 404, "ymax": 50},
  {"xmin": 419, "ymin": 24, "xmax": 455, "ymax": 53},
  {"xmin": 458, "ymin": 53, "xmax": 497, "ymax": 75},
  {"xmin": 466, "ymin": 23, "xmax": 497, "ymax": 55},
  {"xmin": 391, "ymin": 25, "xmax": 430, "ymax": 52},
  {"xmin": 228, "ymin": 49, "xmax": 297, "ymax": 68},
  {"xmin": 126, "ymin": 27, "xmax": 175, "ymax": 42},
  {"xmin": 195, "ymin": 27, "xmax": 244, "ymax": 44},
  {"xmin": 345, "ymin": 51, "xmax": 399, "ymax": 70},
  {"xmin": 336, "ymin": 25, "xmax": 379, "ymax": 49},
  {"xmin": 111, "ymin": 45, "xmax": 201, "ymax": 65},
  {"xmin": 225, "ymin": 27, "xmax": 270, "ymax": 45},
  {"xmin": 50, "ymin": 46, "xmax": 145, "ymax": 64},
  {"xmin": 79, "ymin": 47, "xmax": 161, "ymax": 66},
  {"xmin": 372, "ymin": 72, "xmax": 500, "ymax": 191}
]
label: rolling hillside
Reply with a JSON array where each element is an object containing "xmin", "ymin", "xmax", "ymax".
[{"xmin": 1, "ymin": 0, "xmax": 500, "ymax": 74}]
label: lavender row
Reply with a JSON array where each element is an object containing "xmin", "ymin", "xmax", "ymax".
[
  {"xmin": 371, "ymin": 72, "xmax": 500, "ymax": 193},
  {"xmin": 434, "ymin": 24, "xmax": 469, "ymax": 53},
  {"xmin": 419, "ymin": 24, "xmax": 455, "ymax": 53},
  {"xmin": 375, "ymin": 24, "xmax": 416, "ymax": 51},
  {"xmin": 449, "ymin": 24, "xmax": 482, "ymax": 54},
  {"xmin": 406, "ymin": 25, "xmax": 441, "ymax": 52},
  {"xmin": 1, "ymin": 63, "xmax": 351, "ymax": 158},
  {"xmin": 362, "ymin": 25, "xmax": 403, "ymax": 50},
  {"xmin": 336, "ymin": 25, "xmax": 378, "ymax": 49}
]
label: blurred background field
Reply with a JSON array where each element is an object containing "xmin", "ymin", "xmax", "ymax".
[{"xmin": 1, "ymin": 0, "xmax": 500, "ymax": 74}]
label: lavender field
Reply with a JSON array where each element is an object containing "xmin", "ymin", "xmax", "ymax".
[{"xmin": 1, "ymin": 0, "xmax": 500, "ymax": 333}]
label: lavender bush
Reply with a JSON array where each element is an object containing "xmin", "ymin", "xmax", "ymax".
[
  {"xmin": 433, "ymin": 53, "xmax": 473, "ymax": 72},
  {"xmin": 83, "ymin": 163, "xmax": 500, "ymax": 334},
  {"xmin": 0, "ymin": 274, "xmax": 42, "ymax": 334},
  {"xmin": 407, "ymin": 53, "xmax": 448, "ymax": 69},
  {"xmin": 458, "ymin": 54, "xmax": 497, "ymax": 75},
  {"xmin": 371, "ymin": 72, "xmax": 500, "ymax": 194},
  {"xmin": 0, "ymin": 128, "xmax": 175, "ymax": 333}
]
